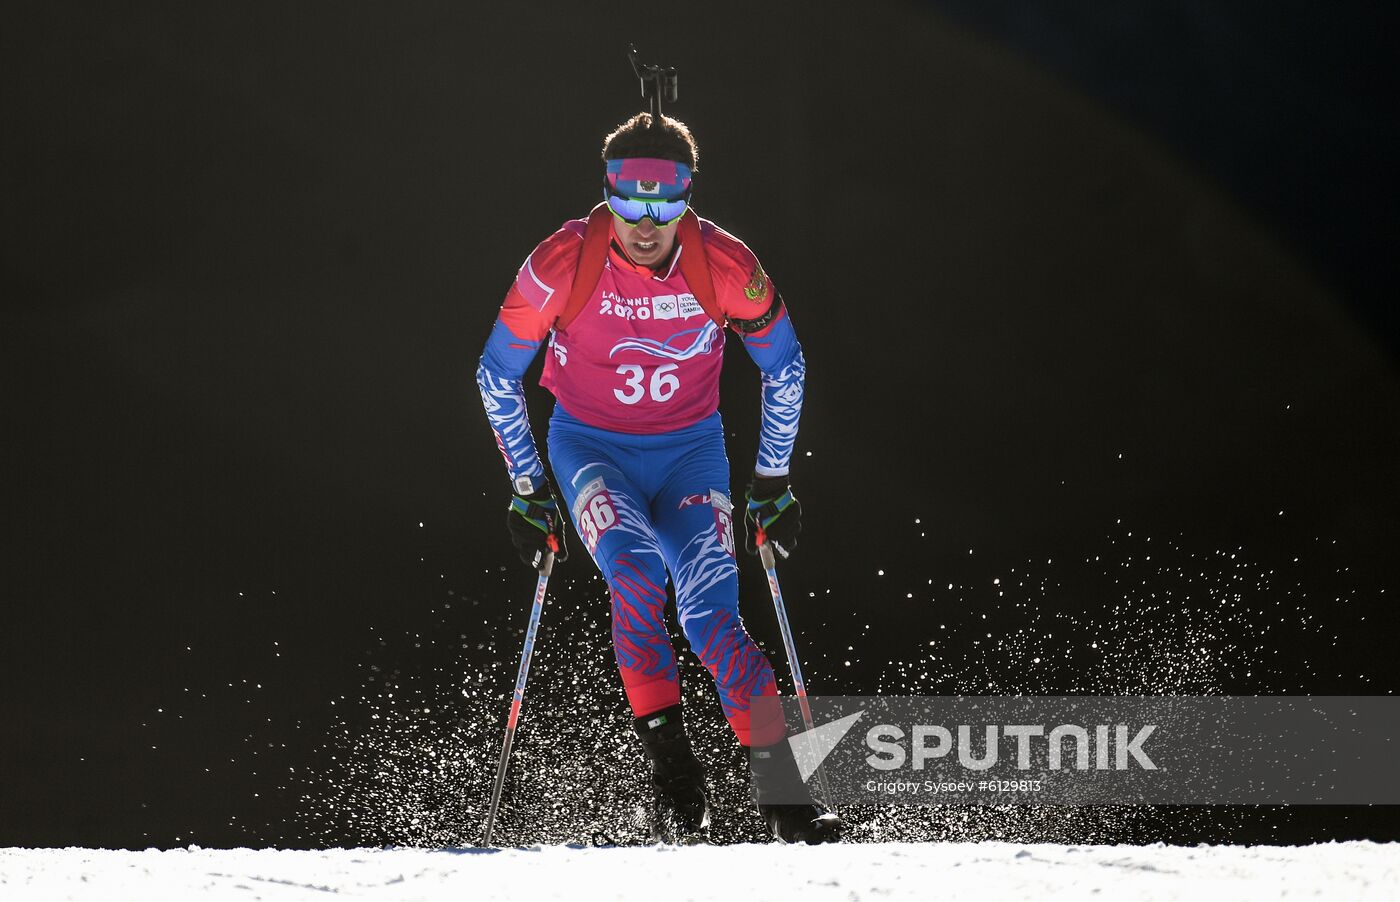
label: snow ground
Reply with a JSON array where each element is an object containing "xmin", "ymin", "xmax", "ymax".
[{"xmin": 2, "ymin": 841, "xmax": 1398, "ymax": 901}]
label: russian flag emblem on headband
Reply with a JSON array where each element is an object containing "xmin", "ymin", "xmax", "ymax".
[{"xmin": 606, "ymin": 158, "xmax": 692, "ymax": 200}]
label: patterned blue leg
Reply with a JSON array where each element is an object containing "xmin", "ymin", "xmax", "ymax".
[
  {"xmin": 553, "ymin": 455, "xmax": 680, "ymax": 718},
  {"xmin": 653, "ymin": 464, "xmax": 782, "ymax": 747}
]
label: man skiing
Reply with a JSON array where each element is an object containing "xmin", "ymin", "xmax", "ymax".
[{"xmin": 476, "ymin": 110, "xmax": 839, "ymax": 844}]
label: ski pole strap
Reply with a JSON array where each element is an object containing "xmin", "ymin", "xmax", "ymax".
[
  {"xmin": 510, "ymin": 494, "xmax": 559, "ymax": 534},
  {"xmin": 746, "ymin": 488, "xmax": 795, "ymax": 529}
]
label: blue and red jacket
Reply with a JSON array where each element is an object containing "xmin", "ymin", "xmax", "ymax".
[{"xmin": 477, "ymin": 212, "xmax": 805, "ymax": 485}]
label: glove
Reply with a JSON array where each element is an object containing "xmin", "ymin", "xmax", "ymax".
[
  {"xmin": 506, "ymin": 480, "xmax": 569, "ymax": 570},
  {"xmin": 744, "ymin": 474, "xmax": 801, "ymax": 558}
]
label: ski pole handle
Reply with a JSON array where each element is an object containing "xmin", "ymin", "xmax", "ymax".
[{"xmin": 756, "ymin": 525, "xmax": 789, "ymax": 563}]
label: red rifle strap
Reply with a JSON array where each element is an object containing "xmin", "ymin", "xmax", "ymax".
[
  {"xmin": 676, "ymin": 210, "xmax": 726, "ymax": 329},
  {"xmin": 553, "ymin": 202, "xmax": 615, "ymax": 333},
  {"xmin": 553, "ymin": 206, "xmax": 726, "ymax": 334}
]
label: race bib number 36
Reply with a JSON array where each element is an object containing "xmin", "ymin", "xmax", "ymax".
[
  {"xmin": 711, "ymin": 490, "xmax": 735, "ymax": 557},
  {"xmin": 573, "ymin": 478, "xmax": 619, "ymax": 554},
  {"xmin": 614, "ymin": 363, "xmax": 680, "ymax": 405}
]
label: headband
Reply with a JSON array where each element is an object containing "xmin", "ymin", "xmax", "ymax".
[{"xmin": 605, "ymin": 158, "xmax": 693, "ymax": 200}]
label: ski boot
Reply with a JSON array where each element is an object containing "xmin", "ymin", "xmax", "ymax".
[
  {"xmin": 634, "ymin": 704, "xmax": 711, "ymax": 844},
  {"xmin": 751, "ymin": 738, "xmax": 842, "ymax": 844}
]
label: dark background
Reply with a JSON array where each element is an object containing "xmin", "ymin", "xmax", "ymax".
[{"xmin": 3, "ymin": 1, "xmax": 1398, "ymax": 848}]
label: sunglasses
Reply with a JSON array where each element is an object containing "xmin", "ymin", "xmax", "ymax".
[{"xmin": 604, "ymin": 188, "xmax": 690, "ymax": 227}]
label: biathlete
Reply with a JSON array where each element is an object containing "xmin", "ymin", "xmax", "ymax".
[{"xmin": 476, "ymin": 110, "xmax": 838, "ymax": 844}]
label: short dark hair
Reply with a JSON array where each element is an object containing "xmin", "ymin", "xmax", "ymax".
[{"xmin": 601, "ymin": 112, "xmax": 699, "ymax": 171}]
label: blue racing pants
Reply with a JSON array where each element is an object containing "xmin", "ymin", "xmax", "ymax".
[{"xmin": 547, "ymin": 405, "xmax": 782, "ymax": 747}]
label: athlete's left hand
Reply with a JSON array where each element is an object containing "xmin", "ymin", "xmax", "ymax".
[{"xmin": 744, "ymin": 474, "xmax": 801, "ymax": 558}]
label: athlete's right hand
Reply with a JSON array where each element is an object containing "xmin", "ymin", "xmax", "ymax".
[{"xmin": 506, "ymin": 481, "xmax": 569, "ymax": 570}]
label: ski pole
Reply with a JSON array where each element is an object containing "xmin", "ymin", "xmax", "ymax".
[
  {"xmin": 482, "ymin": 551, "xmax": 554, "ymax": 847},
  {"xmin": 758, "ymin": 539, "xmax": 835, "ymax": 811}
]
